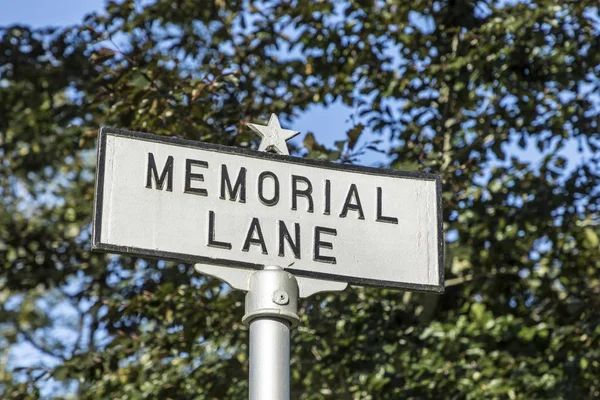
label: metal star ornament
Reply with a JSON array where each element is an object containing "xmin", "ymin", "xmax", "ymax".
[{"xmin": 248, "ymin": 114, "xmax": 300, "ymax": 155}]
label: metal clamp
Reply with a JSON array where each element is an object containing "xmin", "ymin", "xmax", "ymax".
[{"xmin": 242, "ymin": 265, "xmax": 300, "ymax": 329}]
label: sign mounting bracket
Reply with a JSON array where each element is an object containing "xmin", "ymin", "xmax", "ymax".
[{"xmin": 194, "ymin": 263, "xmax": 347, "ymax": 298}]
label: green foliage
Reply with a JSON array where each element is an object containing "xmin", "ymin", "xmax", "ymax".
[{"xmin": 1, "ymin": 0, "xmax": 599, "ymax": 398}]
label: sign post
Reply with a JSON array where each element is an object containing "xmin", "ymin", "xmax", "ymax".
[
  {"xmin": 244, "ymin": 265, "xmax": 299, "ymax": 400},
  {"xmin": 92, "ymin": 114, "xmax": 444, "ymax": 399}
]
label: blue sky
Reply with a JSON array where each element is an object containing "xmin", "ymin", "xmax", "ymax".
[{"xmin": 0, "ymin": 0, "xmax": 104, "ymax": 27}]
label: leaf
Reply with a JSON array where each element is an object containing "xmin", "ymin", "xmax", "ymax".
[
  {"xmin": 346, "ymin": 124, "xmax": 364, "ymax": 150},
  {"xmin": 130, "ymin": 70, "xmax": 151, "ymax": 89},
  {"xmin": 90, "ymin": 47, "xmax": 115, "ymax": 63},
  {"xmin": 583, "ymin": 228, "xmax": 599, "ymax": 249},
  {"xmin": 303, "ymin": 132, "xmax": 316, "ymax": 151},
  {"xmin": 470, "ymin": 303, "xmax": 485, "ymax": 322}
]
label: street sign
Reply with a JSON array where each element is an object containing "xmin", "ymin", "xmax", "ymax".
[{"xmin": 93, "ymin": 126, "xmax": 444, "ymax": 292}]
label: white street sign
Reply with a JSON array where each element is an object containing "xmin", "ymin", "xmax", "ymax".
[{"xmin": 93, "ymin": 127, "xmax": 444, "ymax": 292}]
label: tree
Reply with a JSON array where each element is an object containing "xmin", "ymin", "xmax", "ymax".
[{"xmin": 1, "ymin": 0, "xmax": 599, "ymax": 398}]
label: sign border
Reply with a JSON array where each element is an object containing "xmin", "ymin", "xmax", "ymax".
[{"xmin": 92, "ymin": 127, "xmax": 445, "ymax": 293}]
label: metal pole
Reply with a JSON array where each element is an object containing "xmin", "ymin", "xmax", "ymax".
[
  {"xmin": 242, "ymin": 266, "xmax": 300, "ymax": 400},
  {"xmin": 248, "ymin": 319, "xmax": 290, "ymax": 399}
]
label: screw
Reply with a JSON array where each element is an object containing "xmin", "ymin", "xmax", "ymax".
[{"xmin": 272, "ymin": 290, "xmax": 289, "ymax": 305}]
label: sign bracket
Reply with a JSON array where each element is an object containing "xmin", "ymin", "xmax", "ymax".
[{"xmin": 194, "ymin": 263, "xmax": 348, "ymax": 298}]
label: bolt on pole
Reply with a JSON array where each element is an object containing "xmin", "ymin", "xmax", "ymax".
[{"xmin": 242, "ymin": 265, "xmax": 300, "ymax": 400}]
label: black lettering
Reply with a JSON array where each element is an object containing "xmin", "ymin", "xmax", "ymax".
[
  {"xmin": 324, "ymin": 179, "xmax": 331, "ymax": 215},
  {"xmin": 339, "ymin": 184, "xmax": 365, "ymax": 219},
  {"xmin": 278, "ymin": 221, "xmax": 301, "ymax": 259},
  {"xmin": 292, "ymin": 175, "xmax": 314, "ymax": 213},
  {"xmin": 220, "ymin": 165, "xmax": 246, "ymax": 202},
  {"xmin": 146, "ymin": 153, "xmax": 173, "ymax": 191},
  {"xmin": 376, "ymin": 187, "xmax": 398, "ymax": 224},
  {"xmin": 184, "ymin": 159, "xmax": 208, "ymax": 196},
  {"xmin": 207, "ymin": 211, "xmax": 232, "ymax": 249},
  {"xmin": 242, "ymin": 218, "xmax": 268, "ymax": 254},
  {"xmin": 258, "ymin": 171, "xmax": 280, "ymax": 206},
  {"xmin": 314, "ymin": 226, "xmax": 337, "ymax": 264}
]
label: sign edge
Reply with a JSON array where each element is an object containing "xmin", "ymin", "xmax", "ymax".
[{"xmin": 91, "ymin": 127, "xmax": 108, "ymax": 251}]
